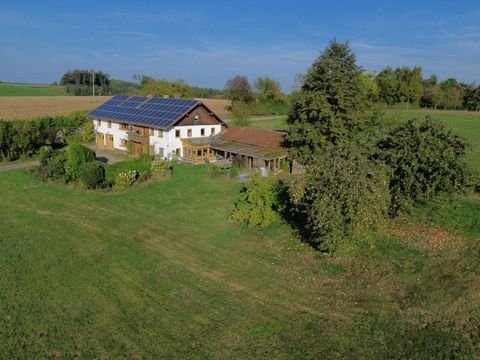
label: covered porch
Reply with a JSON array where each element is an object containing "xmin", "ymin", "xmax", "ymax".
[
  {"xmin": 210, "ymin": 141, "xmax": 287, "ymax": 174},
  {"xmin": 181, "ymin": 138, "xmax": 217, "ymax": 164}
]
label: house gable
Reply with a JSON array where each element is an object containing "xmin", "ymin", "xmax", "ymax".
[{"xmin": 174, "ymin": 103, "xmax": 225, "ymax": 127}]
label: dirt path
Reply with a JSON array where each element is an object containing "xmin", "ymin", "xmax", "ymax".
[{"xmin": 0, "ymin": 160, "xmax": 39, "ymax": 172}]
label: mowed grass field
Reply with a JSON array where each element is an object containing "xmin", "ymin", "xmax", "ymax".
[
  {"xmin": 1, "ymin": 165, "xmax": 480, "ymax": 358},
  {"xmin": 0, "ymin": 83, "xmax": 68, "ymax": 96}
]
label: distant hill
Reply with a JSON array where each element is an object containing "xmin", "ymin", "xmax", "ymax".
[{"xmin": 0, "ymin": 83, "xmax": 68, "ymax": 96}]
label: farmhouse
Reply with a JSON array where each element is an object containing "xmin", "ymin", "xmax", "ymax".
[{"xmin": 89, "ymin": 95, "xmax": 287, "ymax": 173}]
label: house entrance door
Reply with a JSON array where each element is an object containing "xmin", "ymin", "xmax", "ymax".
[
  {"xmin": 96, "ymin": 133, "xmax": 105, "ymax": 147},
  {"xmin": 106, "ymin": 134, "xmax": 114, "ymax": 149}
]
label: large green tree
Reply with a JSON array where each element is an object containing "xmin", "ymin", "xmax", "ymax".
[
  {"xmin": 137, "ymin": 78, "xmax": 193, "ymax": 98},
  {"xmin": 285, "ymin": 40, "xmax": 370, "ymax": 164},
  {"xmin": 224, "ymin": 75, "xmax": 253, "ymax": 104},
  {"xmin": 254, "ymin": 76, "xmax": 283, "ymax": 103},
  {"xmin": 375, "ymin": 67, "xmax": 399, "ymax": 105}
]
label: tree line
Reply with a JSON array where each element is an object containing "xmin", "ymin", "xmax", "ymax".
[
  {"xmin": 59, "ymin": 65, "xmax": 480, "ymax": 112},
  {"xmin": 59, "ymin": 70, "xmax": 228, "ymax": 99},
  {"xmin": 370, "ymin": 66, "xmax": 480, "ymax": 110}
]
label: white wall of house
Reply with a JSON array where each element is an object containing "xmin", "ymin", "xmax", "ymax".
[
  {"xmin": 94, "ymin": 119, "xmax": 129, "ymax": 150},
  {"xmin": 93, "ymin": 119, "xmax": 221, "ymax": 158}
]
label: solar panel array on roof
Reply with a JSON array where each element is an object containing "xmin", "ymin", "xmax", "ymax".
[{"xmin": 89, "ymin": 95, "xmax": 199, "ymax": 129}]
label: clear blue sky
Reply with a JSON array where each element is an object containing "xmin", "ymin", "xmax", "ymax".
[{"xmin": 1, "ymin": 0, "xmax": 479, "ymax": 90}]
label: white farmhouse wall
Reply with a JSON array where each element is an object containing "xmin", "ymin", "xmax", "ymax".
[
  {"xmin": 93, "ymin": 119, "xmax": 222, "ymax": 159},
  {"xmin": 93, "ymin": 119, "xmax": 129, "ymax": 150}
]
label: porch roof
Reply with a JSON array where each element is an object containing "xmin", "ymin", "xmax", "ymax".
[{"xmin": 181, "ymin": 136, "xmax": 287, "ymax": 161}]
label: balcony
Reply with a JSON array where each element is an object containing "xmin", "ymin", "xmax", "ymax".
[{"xmin": 127, "ymin": 129, "xmax": 149, "ymax": 143}]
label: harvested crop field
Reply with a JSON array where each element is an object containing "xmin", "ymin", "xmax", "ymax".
[
  {"xmin": 196, "ymin": 98, "xmax": 231, "ymax": 118},
  {"xmin": 0, "ymin": 96, "xmax": 230, "ymax": 120},
  {"xmin": 0, "ymin": 96, "xmax": 112, "ymax": 120}
]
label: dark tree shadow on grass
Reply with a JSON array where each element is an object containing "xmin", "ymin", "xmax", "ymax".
[{"xmin": 274, "ymin": 180, "xmax": 322, "ymax": 251}]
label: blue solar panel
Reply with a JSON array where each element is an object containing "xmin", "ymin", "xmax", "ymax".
[{"xmin": 89, "ymin": 95, "xmax": 199, "ymax": 129}]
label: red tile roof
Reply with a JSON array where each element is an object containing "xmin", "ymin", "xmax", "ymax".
[{"xmin": 220, "ymin": 126, "xmax": 286, "ymax": 150}]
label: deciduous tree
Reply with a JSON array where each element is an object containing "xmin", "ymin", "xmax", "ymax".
[{"xmin": 285, "ymin": 40, "xmax": 369, "ymax": 165}]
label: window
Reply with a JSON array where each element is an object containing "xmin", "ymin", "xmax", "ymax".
[
  {"xmin": 120, "ymin": 139, "xmax": 128, "ymax": 147},
  {"xmin": 158, "ymin": 129, "xmax": 163, "ymax": 138},
  {"xmin": 96, "ymin": 120, "xmax": 101, "ymax": 126},
  {"xmin": 194, "ymin": 114, "xmax": 200, "ymax": 124},
  {"xmin": 175, "ymin": 129, "xmax": 180, "ymax": 138},
  {"xmin": 210, "ymin": 128, "xmax": 215, "ymax": 136},
  {"xmin": 176, "ymin": 148, "xmax": 180, "ymax": 155},
  {"xmin": 149, "ymin": 128, "xmax": 154, "ymax": 136},
  {"xmin": 107, "ymin": 121, "xmax": 111, "ymax": 128},
  {"xmin": 187, "ymin": 129, "xmax": 192, "ymax": 137},
  {"xmin": 120, "ymin": 123, "xmax": 128, "ymax": 130},
  {"xmin": 200, "ymin": 128, "xmax": 205, "ymax": 136}
]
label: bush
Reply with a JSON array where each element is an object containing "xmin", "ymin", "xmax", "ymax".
[
  {"xmin": 78, "ymin": 162, "xmax": 105, "ymax": 189},
  {"xmin": 229, "ymin": 166, "xmax": 241, "ymax": 178},
  {"xmin": 104, "ymin": 157, "xmax": 152, "ymax": 184},
  {"xmin": 64, "ymin": 144, "xmax": 96, "ymax": 181},
  {"xmin": 33, "ymin": 150, "xmax": 67, "ymax": 181},
  {"xmin": 0, "ymin": 112, "xmax": 91, "ymax": 162},
  {"xmin": 82, "ymin": 121, "xmax": 95, "ymax": 143},
  {"xmin": 466, "ymin": 169, "xmax": 480, "ymax": 193},
  {"xmin": 376, "ymin": 118, "xmax": 468, "ymax": 215},
  {"xmin": 151, "ymin": 159, "xmax": 170, "ymax": 176},
  {"xmin": 38, "ymin": 145, "xmax": 54, "ymax": 166},
  {"xmin": 206, "ymin": 165, "xmax": 226, "ymax": 178},
  {"xmin": 287, "ymin": 144, "xmax": 390, "ymax": 252},
  {"xmin": 113, "ymin": 170, "xmax": 138, "ymax": 191},
  {"xmin": 230, "ymin": 174, "xmax": 277, "ymax": 228}
]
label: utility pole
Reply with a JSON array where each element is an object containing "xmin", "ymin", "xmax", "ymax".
[{"xmin": 92, "ymin": 70, "xmax": 96, "ymax": 102}]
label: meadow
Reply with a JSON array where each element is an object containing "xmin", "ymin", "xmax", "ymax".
[
  {"xmin": 0, "ymin": 83, "xmax": 68, "ymax": 96},
  {"xmin": 0, "ymin": 163, "xmax": 479, "ymax": 358}
]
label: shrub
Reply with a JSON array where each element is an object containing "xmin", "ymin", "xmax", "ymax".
[
  {"xmin": 466, "ymin": 169, "xmax": 480, "ymax": 193},
  {"xmin": 82, "ymin": 121, "xmax": 95, "ymax": 143},
  {"xmin": 288, "ymin": 144, "xmax": 390, "ymax": 252},
  {"xmin": 151, "ymin": 159, "xmax": 170, "ymax": 176},
  {"xmin": 136, "ymin": 170, "xmax": 152, "ymax": 185},
  {"xmin": 206, "ymin": 165, "xmax": 225, "ymax": 178},
  {"xmin": 230, "ymin": 174, "xmax": 277, "ymax": 228},
  {"xmin": 33, "ymin": 150, "xmax": 67, "ymax": 181},
  {"xmin": 64, "ymin": 144, "xmax": 96, "ymax": 181},
  {"xmin": 78, "ymin": 162, "xmax": 105, "ymax": 189},
  {"xmin": 113, "ymin": 170, "xmax": 138, "ymax": 191},
  {"xmin": 38, "ymin": 145, "xmax": 54, "ymax": 166},
  {"xmin": 376, "ymin": 118, "xmax": 468, "ymax": 215},
  {"xmin": 229, "ymin": 166, "xmax": 241, "ymax": 178}
]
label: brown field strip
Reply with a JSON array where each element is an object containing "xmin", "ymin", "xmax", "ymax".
[
  {"xmin": 0, "ymin": 96, "xmax": 112, "ymax": 120},
  {"xmin": 0, "ymin": 96, "xmax": 231, "ymax": 120}
]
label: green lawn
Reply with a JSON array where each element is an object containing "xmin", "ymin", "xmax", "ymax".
[
  {"xmin": 1, "ymin": 165, "xmax": 479, "ymax": 358},
  {"xmin": 0, "ymin": 83, "xmax": 68, "ymax": 96},
  {"xmin": 248, "ymin": 116, "xmax": 287, "ymax": 131}
]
